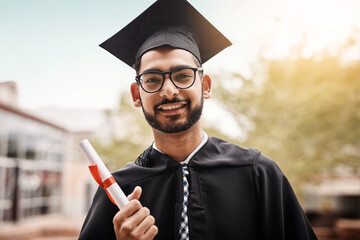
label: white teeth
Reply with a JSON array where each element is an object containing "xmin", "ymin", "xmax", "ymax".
[{"xmin": 160, "ymin": 104, "xmax": 182, "ymax": 110}]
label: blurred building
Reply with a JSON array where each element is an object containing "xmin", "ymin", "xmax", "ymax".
[
  {"xmin": 0, "ymin": 81, "xmax": 99, "ymax": 238},
  {"xmin": 303, "ymin": 168, "xmax": 360, "ymax": 239},
  {"xmin": 0, "ymin": 81, "xmax": 70, "ymax": 224}
]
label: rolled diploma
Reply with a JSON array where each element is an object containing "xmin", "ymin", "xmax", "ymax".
[{"xmin": 79, "ymin": 139, "xmax": 129, "ymax": 209}]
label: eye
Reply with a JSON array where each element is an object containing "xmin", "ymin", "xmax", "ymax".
[
  {"xmin": 177, "ymin": 73, "xmax": 191, "ymax": 79},
  {"xmin": 173, "ymin": 69, "xmax": 193, "ymax": 82},
  {"xmin": 142, "ymin": 73, "xmax": 162, "ymax": 84},
  {"xmin": 145, "ymin": 78, "xmax": 161, "ymax": 84}
]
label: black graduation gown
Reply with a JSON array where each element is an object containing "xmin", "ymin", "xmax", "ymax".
[{"xmin": 79, "ymin": 137, "xmax": 317, "ymax": 240}]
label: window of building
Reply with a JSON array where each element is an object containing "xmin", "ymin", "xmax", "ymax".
[
  {"xmin": 7, "ymin": 132, "xmax": 18, "ymax": 158},
  {"xmin": 0, "ymin": 159, "xmax": 17, "ymax": 223}
]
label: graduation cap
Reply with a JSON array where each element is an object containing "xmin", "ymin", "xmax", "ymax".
[{"xmin": 100, "ymin": 0, "xmax": 232, "ymax": 69}]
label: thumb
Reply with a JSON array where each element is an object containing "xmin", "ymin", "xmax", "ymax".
[{"xmin": 127, "ymin": 186, "xmax": 142, "ymax": 201}]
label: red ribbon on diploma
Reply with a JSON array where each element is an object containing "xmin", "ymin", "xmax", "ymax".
[{"xmin": 89, "ymin": 164, "xmax": 117, "ymax": 205}]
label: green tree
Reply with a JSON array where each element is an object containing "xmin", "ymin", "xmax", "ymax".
[{"xmin": 212, "ymin": 46, "xmax": 360, "ymax": 190}]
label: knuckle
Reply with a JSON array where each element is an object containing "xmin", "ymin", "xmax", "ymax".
[
  {"xmin": 149, "ymin": 225, "xmax": 158, "ymax": 236},
  {"xmin": 113, "ymin": 217, "xmax": 118, "ymax": 226},
  {"xmin": 142, "ymin": 207, "xmax": 150, "ymax": 215},
  {"xmin": 113, "ymin": 212, "xmax": 124, "ymax": 226},
  {"xmin": 129, "ymin": 231, "xmax": 140, "ymax": 239},
  {"xmin": 132, "ymin": 200, "xmax": 142, "ymax": 209},
  {"xmin": 120, "ymin": 223, "xmax": 132, "ymax": 234},
  {"xmin": 147, "ymin": 215, "xmax": 155, "ymax": 224}
]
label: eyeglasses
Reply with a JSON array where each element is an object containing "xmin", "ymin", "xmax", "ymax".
[{"xmin": 135, "ymin": 67, "xmax": 203, "ymax": 93}]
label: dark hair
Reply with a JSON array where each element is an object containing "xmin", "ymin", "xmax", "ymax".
[{"xmin": 133, "ymin": 58, "xmax": 141, "ymax": 75}]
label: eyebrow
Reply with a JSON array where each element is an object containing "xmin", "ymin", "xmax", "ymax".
[{"xmin": 141, "ymin": 64, "xmax": 196, "ymax": 74}]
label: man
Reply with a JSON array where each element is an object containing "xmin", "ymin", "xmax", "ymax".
[{"xmin": 79, "ymin": 0, "xmax": 318, "ymax": 239}]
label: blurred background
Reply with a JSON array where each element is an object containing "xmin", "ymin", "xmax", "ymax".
[{"xmin": 0, "ymin": 0, "xmax": 359, "ymax": 239}]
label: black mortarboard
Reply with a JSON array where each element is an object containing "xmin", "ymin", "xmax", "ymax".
[{"xmin": 100, "ymin": 0, "xmax": 232, "ymax": 68}]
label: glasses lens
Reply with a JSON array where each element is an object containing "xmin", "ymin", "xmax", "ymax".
[
  {"xmin": 172, "ymin": 68, "xmax": 195, "ymax": 88},
  {"xmin": 141, "ymin": 73, "xmax": 163, "ymax": 92}
]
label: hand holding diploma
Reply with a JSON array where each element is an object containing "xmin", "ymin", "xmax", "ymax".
[
  {"xmin": 113, "ymin": 187, "xmax": 158, "ymax": 240},
  {"xmin": 79, "ymin": 139, "xmax": 158, "ymax": 239}
]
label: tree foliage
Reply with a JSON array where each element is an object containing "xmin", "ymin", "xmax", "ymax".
[{"xmin": 212, "ymin": 47, "xmax": 360, "ymax": 188}]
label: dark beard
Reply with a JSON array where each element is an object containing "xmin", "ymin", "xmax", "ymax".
[{"xmin": 141, "ymin": 97, "xmax": 204, "ymax": 134}]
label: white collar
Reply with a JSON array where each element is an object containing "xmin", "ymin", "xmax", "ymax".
[{"xmin": 152, "ymin": 131, "xmax": 209, "ymax": 164}]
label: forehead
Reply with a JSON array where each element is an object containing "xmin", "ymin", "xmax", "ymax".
[{"xmin": 139, "ymin": 46, "xmax": 198, "ymax": 72}]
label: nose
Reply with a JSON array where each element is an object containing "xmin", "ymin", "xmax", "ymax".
[{"xmin": 159, "ymin": 75, "xmax": 179, "ymax": 98}]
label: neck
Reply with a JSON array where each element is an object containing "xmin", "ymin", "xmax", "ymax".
[{"xmin": 153, "ymin": 121, "xmax": 204, "ymax": 162}]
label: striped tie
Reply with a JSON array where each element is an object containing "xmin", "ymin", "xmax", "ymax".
[{"xmin": 179, "ymin": 164, "xmax": 190, "ymax": 240}]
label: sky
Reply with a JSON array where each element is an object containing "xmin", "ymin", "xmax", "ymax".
[{"xmin": 1, "ymin": 0, "xmax": 359, "ymax": 111}]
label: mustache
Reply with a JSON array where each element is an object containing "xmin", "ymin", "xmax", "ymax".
[{"xmin": 153, "ymin": 98, "xmax": 191, "ymax": 111}]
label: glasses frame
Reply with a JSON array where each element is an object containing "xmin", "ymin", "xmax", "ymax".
[{"xmin": 135, "ymin": 67, "xmax": 203, "ymax": 93}]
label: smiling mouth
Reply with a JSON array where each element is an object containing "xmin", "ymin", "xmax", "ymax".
[{"xmin": 158, "ymin": 103, "xmax": 186, "ymax": 111}]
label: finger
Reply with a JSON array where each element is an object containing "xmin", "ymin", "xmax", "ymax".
[
  {"xmin": 113, "ymin": 200, "xmax": 142, "ymax": 227},
  {"xmin": 144, "ymin": 225, "xmax": 158, "ymax": 239},
  {"xmin": 127, "ymin": 186, "xmax": 142, "ymax": 201},
  {"xmin": 135, "ymin": 214, "xmax": 155, "ymax": 234},
  {"xmin": 118, "ymin": 207, "xmax": 150, "ymax": 238},
  {"xmin": 124, "ymin": 207, "xmax": 150, "ymax": 230}
]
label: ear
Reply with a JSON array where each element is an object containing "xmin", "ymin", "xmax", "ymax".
[
  {"xmin": 130, "ymin": 82, "xmax": 142, "ymax": 108},
  {"xmin": 202, "ymin": 74, "xmax": 212, "ymax": 99}
]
